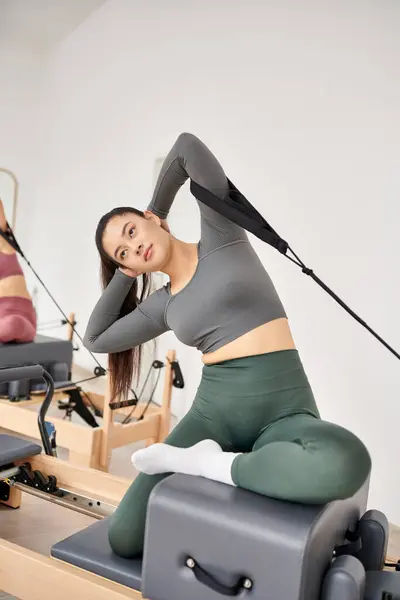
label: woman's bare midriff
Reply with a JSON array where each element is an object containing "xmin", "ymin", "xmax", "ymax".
[{"xmin": 202, "ymin": 318, "xmax": 296, "ymax": 365}]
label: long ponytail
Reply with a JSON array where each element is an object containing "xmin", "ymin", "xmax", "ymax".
[{"xmin": 95, "ymin": 207, "xmax": 152, "ymax": 402}]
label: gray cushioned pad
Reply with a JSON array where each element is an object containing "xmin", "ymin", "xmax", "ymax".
[
  {"xmin": 51, "ymin": 518, "xmax": 143, "ymax": 591},
  {"xmin": 365, "ymin": 571, "xmax": 400, "ymax": 599},
  {"xmin": 0, "ymin": 334, "xmax": 73, "ymax": 369},
  {"xmin": 0, "ymin": 434, "xmax": 42, "ymax": 467}
]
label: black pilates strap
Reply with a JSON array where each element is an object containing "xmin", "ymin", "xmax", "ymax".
[
  {"xmin": 190, "ymin": 179, "xmax": 400, "ymax": 362},
  {"xmin": 0, "ymin": 224, "xmax": 25, "ymax": 257},
  {"xmin": 191, "ymin": 179, "xmax": 288, "ymax": 255}
]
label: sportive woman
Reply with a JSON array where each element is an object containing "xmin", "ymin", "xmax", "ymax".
[{"xmin": 84, "ymin": 132, "xmax": 371, "ymax": 558}]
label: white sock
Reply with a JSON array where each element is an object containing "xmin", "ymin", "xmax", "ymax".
[{"xmin": 131, "ymin": 439, "xmax": 241, "ymax": 486}]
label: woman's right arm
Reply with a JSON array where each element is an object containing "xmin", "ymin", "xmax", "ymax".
[{"xmin": 83, "ymin": 270, "xmax": 169, "ymax": 353}]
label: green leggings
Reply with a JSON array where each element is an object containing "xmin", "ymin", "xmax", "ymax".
[{"xmin": 108, "ymin": 350, "xmax": 371, "ymax": 558}]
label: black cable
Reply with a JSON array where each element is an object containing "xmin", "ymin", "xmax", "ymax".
[
  {"xmin": 136, "ymin": 368, "xmax": 162, "ymax": 422},
  {"xmin": 122, "ymin": 368, "xmax": 162, "ymax": 424},
  {"xmin": 122, "ymin": 363, "xmax": 164, "ymax": 424},
  {"xmin": 21, "ymin": 254, "xmax": 106, "ymax": 371},
  {"xmin": 73, "ymin": 375, "xmax": 104, "ymax": 386},
  {"xmin": 285, "ymin": 246, "xmax": 400, "ymax": 361},
  {"xmin": 121, "ymin": 366, "xmax": 154, "ymax": 424}
]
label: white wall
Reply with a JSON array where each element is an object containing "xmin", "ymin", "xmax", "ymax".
[
  {"xmin": 0, "ymin": 42, "xmax": 47, "ymax": 246},
  {"xmin": 12, "ymin": 0, "xmax": 400, "ymax": 522}
]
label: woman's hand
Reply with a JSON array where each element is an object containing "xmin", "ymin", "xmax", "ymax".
[{"xmin": 145, "ymin": 210, "xmax": 170, "ymax": 233}]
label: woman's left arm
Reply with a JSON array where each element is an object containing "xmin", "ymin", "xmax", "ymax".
[
  {"xmin": 148, "ymin": 133, "xmax": 248, "ymax": 246},
  {"xmin": 148, "ymin": 132, "xmax": 230, "ymax": 218}
]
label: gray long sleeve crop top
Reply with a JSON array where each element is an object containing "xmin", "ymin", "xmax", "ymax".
[{"xmin": 83, "ymin": 133, "xmax": 287, "ymax": 355}]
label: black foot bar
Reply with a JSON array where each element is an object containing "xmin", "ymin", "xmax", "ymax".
[{"xmin": 0, "ymin": 365, "xmax": 55, "ymax": 457}]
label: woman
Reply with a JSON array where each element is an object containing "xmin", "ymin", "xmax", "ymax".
[
  {"xmin": 0, "ymin": 199, "xmax": 37, "ymax": 343},
  {"xmin": 84, "ymin": 132, "xmax": 371, "ymax": 558}
]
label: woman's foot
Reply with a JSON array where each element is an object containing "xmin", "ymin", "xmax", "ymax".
[{"xmin": 132, "ymin": 439, "xmax": 240, "ymax": 486}]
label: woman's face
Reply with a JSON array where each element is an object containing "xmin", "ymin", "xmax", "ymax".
[{"xmin": 102, "ymin": 211, "xmax": 170, "ymax": 277}]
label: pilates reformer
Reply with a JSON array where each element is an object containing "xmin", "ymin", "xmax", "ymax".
[
  {"xmin": 0, "ymin": 345, "xmax": 182, "ymax": 471},
  {"xmin": 0, "ymin": 364, "xmax": 400, "ymax": 600}
]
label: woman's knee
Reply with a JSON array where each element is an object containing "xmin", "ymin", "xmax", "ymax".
[
  {"xmin": 333, "ymin": 433, "xmax": 371, "ymax": 499},
  {"xmin": 107, "ymin": 471, "xmax": 166, "ymax": 559},
  {"xmin": 305, "ymin": 421, "xmax": 372, "ymax": 501},
  {"xmin": 108, "ymin": 512, "xmax": 145, "ymax": 558}
]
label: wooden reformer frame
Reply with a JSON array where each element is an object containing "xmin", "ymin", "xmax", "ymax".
[
  {"xmin": 0, "ymin": 333, "xmax": 175, "ymax": 472},
  {"xmin": 0, "ymin": 452, "xmax": 144, "ymax": 599}
]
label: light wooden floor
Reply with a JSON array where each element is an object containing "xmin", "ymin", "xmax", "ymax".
[{"xmin": 1, "ymin": 365, "xmax": 399, "ymax": 599}]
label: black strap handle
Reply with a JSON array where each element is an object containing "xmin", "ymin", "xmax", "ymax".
[
  {"xmin": 186, "ymin": 557, "xmax": 252, "ymax": 596},
  {"xmin": 171, "ymin": 360, "xmax": 184, "ymax": 389}
]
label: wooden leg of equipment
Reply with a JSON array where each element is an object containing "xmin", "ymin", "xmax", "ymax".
[
  {"xmin": 1, "ymin": 485, "xmax": 22, "ymax": 508},
  {"xmin": 155, "ymin": 349, "xmax": 175, "ymax": 443},
  {"xmin": 68, "ymin": 426, "xmax": 104, "ymax": 470},
  {"xmin": 99, "ymin": 373, "xmax": 113, "ymax": 471},
  {"xmin": 66, "ymin": 311, "xmax": 75, "ymax": 342}
]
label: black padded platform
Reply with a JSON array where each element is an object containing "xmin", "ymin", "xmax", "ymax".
[
  {"xmin": 0, "ymin": 334, "xmax": 73, "ymax": 369},
  {"xmin": 51, "ymin": 518, "xmax": 143, "ymax": 591},
  {"xmin": 0, "ymin": 334, "xmax": 74, "ymax": 399},
  {"xmin": 0, "ymin": 434, "xmax": 42, "ymax": 468}
]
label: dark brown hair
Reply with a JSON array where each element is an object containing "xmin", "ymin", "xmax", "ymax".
[{"xmin": 95, "ymin": 207, "xmax": 152, "ymax": 402}]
